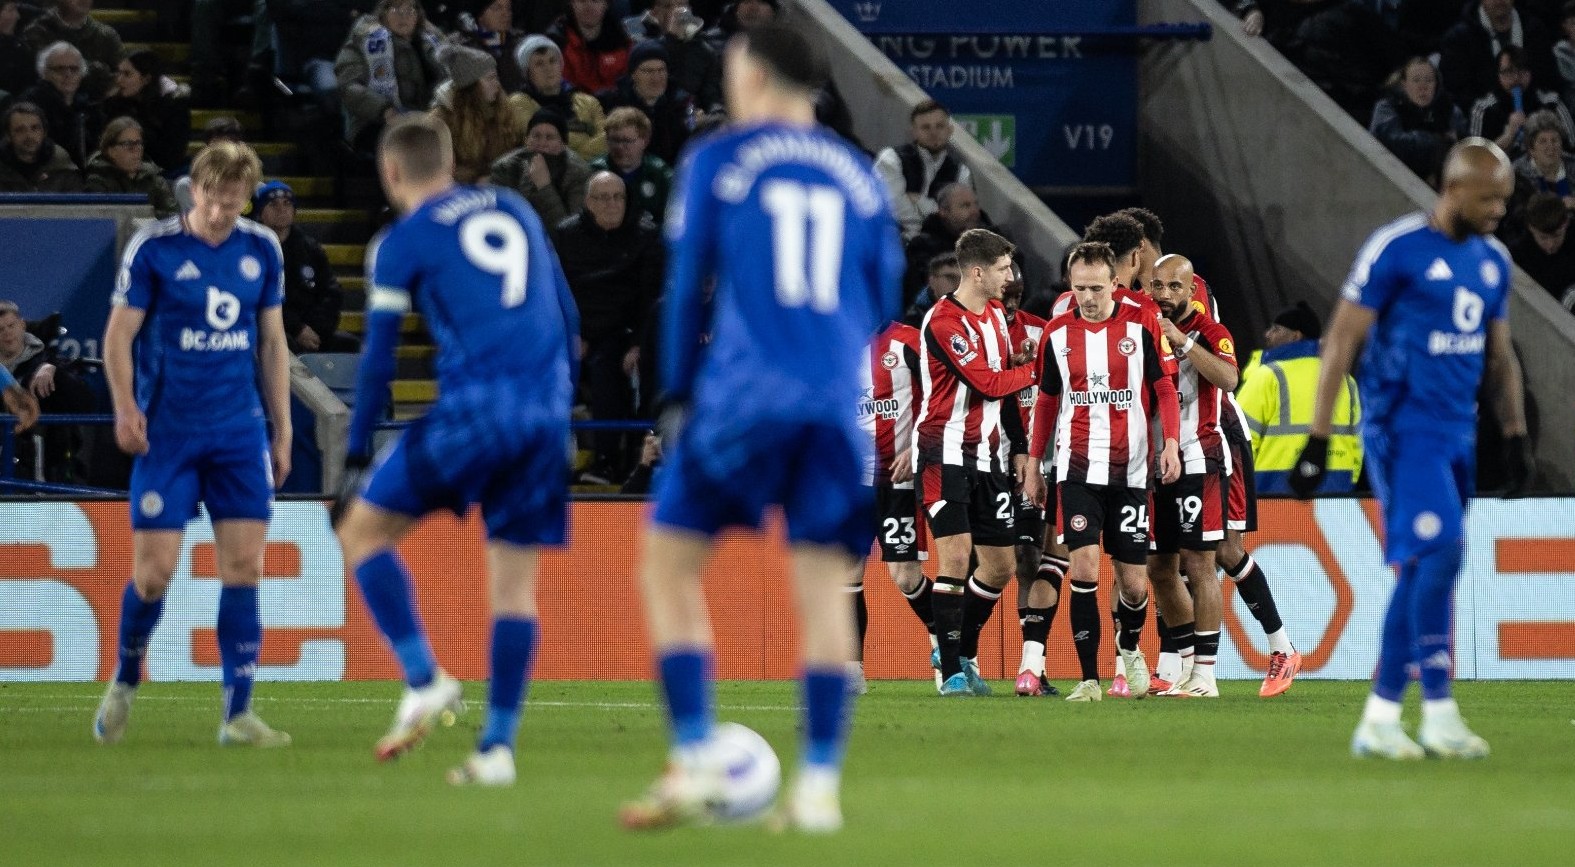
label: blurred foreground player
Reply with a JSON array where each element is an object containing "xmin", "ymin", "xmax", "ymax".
[
  {"xmin": 333, "ymin": 115, "xmax": 581, "ymax": 785},
  {"xmin": 1296, "ymin": 139, "xmax": 1531, "ymax": 759},
  {"xmin": 621, "ymin": 23, "xmax": 902, "ymax": 832},
  {"xmin": 95, "ymin": 142, "xmax": 293, "ymax": 748}
]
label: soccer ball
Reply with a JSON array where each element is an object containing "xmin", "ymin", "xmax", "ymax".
[{"xmin": 709, "ymin": 722, "xmax": 781, "ymax": 822}]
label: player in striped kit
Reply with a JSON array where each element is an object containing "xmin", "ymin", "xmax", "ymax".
[
  {"xmin": 915, "ymin": 228, "xmax": 1037, "ymax": 696},
  {"xmin": 1024, "ymin": 242, "xmax": 1180, "ymax": 703},
  {"xmin": 853, "ymin": 318, "xmax": 937, "ymax": 692},
  {"xmin": 1002, "ymin": 266, "xmax": 1065, "ymax": 697},
  {"xmin": 1144, "ymin": 254, "xmax": 1238, "ymax": 698}
]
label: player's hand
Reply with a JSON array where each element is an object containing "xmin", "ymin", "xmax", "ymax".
[
  {"xmin": 1503, "ymin": 435, "xmax": 1533, "ymax": 498},
  {"xmin": 29, "ymin": 363, "xmax": 55, "ymax": 398},
  {"xmin": 655, "ymin": 399, "xmax": 688, "ymax": 447},
  {"xmin": 1159, "ymin": 317, "xmax": 1187, "ymax": 350},
  {"xmin": 1023, "ymin": 466, "xmax": 1047, "ymax": 508},
  {"xmin": 889, "ymin": 450, "xmax": 913, "ymax": 484},
  {"xmin": 270, "ymin": 431, "xmax": 292, "ymax": 489},
  {"xmin": 1013, "ymin": 453, "xmax": 1032, "ymax": 490},
  {"xmin": 1243, "ymin": 9, "xmax": 1264, "ymax": 36},
  {"xmin": 1288, "ymin": 435, "xmax": 1328, "ymax": 498},
  {"xmin": 114, "ymin": 406, "xmax": 149, "ymax": 455},
  {"xmin": 297, "ymin": 325, "xmax": 322, "ymax": 352},
  {"xmin": 331, "ymin": 452, "xmax": 370, "ymax": 529},
  {"xmin": 2, "ymin": 386, "xmax": 40, "ymax": 433},
  {"xmin": 622, "ymin": 345, "xmax": 640, "ymax": 376},
  {"xmin": 1159, "ymin": 438, "xmax": 1181, "ymax": 484},
  {"xmin": 1009, "ymin": 337, "xmax": 1036, "ymax": 368}
]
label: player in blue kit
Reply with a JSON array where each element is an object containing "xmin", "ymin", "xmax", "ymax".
[
  {"xmin": 332, "ymin": 115, "xmax": 579, "ymax": 786},
  {"xmin": 619, "ymin": 23, "xmax": 903, "ymax": 833},
  {"xmin": 94, "ymin": 142, "xmax": 294, "ymax": 748},
  {"xmin": 1293, "ymin": 140, "xmax": 1531, "ymax": 760}
]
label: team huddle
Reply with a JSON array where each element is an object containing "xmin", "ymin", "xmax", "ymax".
[{"xmin": 856, "ymin": 210, "xmax": 1299, "ymax": 702}]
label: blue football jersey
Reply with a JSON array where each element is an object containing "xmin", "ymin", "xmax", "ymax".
[
  {"xmin": 112, "ymin": 215, "xmax": 284, "ymax": 431},
  {"xmin": 365, "ymin": 185, "xmax": 577, "ymax": 414},
  {"xmin": 662, "ymin": 122, "xmax": 904, "ymax": 422},
  {"xmin": 1341, "ymin": 212, "xmax": 1512, "ymax": 433}
]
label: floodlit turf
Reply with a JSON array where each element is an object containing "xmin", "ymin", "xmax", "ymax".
[{"xmin": 3, "ymin": 680, "xmax": 1574, "ymax": 866}]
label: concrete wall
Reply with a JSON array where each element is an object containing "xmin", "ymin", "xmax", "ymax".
[
  {"xmin": 1140, "ymin": 0, "xmax": 1575, "ymax": 489},
  {"xmin": 786, "ymin": 0, "xmax": 1082, "ymax": 298}
]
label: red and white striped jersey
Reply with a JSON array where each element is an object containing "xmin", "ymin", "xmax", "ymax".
[
  {"xmin": 1053, "ymin": 284, "xmax": 1177, "ymax": 376},
  {"xmin": 1191, "ymin": 272, "xmax": 1252, "ymax": 450},
  {"xmin": 1005, "ymin": 309, "xmax": 1047, "ymax": 462},
  {"xmin": 858, "ymin": 321, "xmax": 923, "ymax": 487},
  {"xmin": 1039, "ymin": 298, "xmax": 1171, "ymax": 488},
  {"xmin": 1169, "ymin": 309, "xmax": 1237, "ymax": 474},
  {"xmin": 917, "ymin": 295, "xmax": 1035, "ymax": 471}
]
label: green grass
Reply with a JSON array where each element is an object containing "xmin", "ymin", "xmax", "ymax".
[{"xmin": 3, "ymin": 680, "xmax": 1574, "ymax": 865}]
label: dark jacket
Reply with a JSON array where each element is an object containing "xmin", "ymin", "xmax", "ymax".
[
  {"xmin": 635, "ymin": 17, "xmax": 723, "ymax": 113},
  {"xmin": 902, "ymin": 210, "xmax": 1002, "ymax": 305},
  {"xmin": 20, "ymin": 8, "xmax": 123, "ymax": 99},
  {"xmin": 597, "ymin": 77, "xmax": 694, "ymax": 165},
  {"xmin": 1275, "ymin": 0, "xmax": 1401, "ymax": 122},
  {"xmin": 1509, "ymin": 227, "xmax": 1575, "ymax": 302},
  {"xmin": 82, "ymin": 153, "xmax": 179, "ymax": 216},
  {"xmin": 334, "ymin": 14, "xmax": 446, "ymax": 144},
  {"xmin": 267, "ymin": 0, "xmax": 361, "ymax": 74},
  {"xmin": 20, "ymin": 81, "xmax": 103, "ymax": 169},
  {"xmin": 490, "ymin": 146, "xmax": 593, "ymax": 230},
  {"xmin": 1440, "ymin": 2, "xmax": 1559, "ymax": 110},
  {"xmin": 0, "ymin": 29, "xmax": 36, "ymax": 100},
  {"xmin": 0, "ymin": 139, "xmax": 83, "ymax": 192},
  {"xmin": 553, "ymin": 207, "xmax": 664, "ymax": 346},
  {"xmin": 101, "ymin": 88, "xmax": 192, "ymax": 175},
  {"xmin": 589, "ymin": 152, "xmax": 673, "ymax": 223},
  {"xmin": 277, "ymin": 227, "xmax": 345, "ymax": 347},
  {"xmin": 1468, "ymin": 85, "xmax": 1575, "ymax": 155},
  {"xmin": 1369, "ymin": 88, "xmax": 1466, "ymax": 181}
]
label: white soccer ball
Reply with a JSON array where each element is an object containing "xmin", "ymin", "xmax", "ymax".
[{"xmin": 710, "ymin": 722, "xmax": 781, "ymax": 822}]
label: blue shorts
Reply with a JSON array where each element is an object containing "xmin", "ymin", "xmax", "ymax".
[
  {"xmin": 1364, "ymin": 427, "xmax": 1475, "ymax": 564},
  {"xmin": 360, "ymin": 402, "xmax": 569, "ymax": 547},
  {"xmin": 651, "ymin": 414, "xmax": 875, "ymax": 558},
  {"xmin": 130, "ymin": 424, "xmax": 272, "ymax": 530}
]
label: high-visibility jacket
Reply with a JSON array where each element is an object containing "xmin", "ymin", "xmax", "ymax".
[{"xmin": 1236, "ymin": 339, "xmax": 1362, "ymax": 494}]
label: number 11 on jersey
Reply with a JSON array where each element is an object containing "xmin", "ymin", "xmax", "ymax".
[{"xmin": 761, "ymin": 179, "xmax": 845, "ymax": 313}]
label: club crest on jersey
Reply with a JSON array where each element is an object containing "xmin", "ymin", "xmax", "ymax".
[
  {"xmin": 140, "ymin": 491, "xmax": 164, "ymax": 518},
  {"xmin": 1117, "ymin": 337, "xmax": 1137, "ymax": 356},
  {"xmin": 1480, "ymin": 261, "xmax": 1500, "ymax": 288},
  {"xmin": 1069, "ymin": 514, "xmax": 1088, "ymax": 532},
  {"xmin": 239, "ymin": 255, "xmax": 262, "ymax": 282},
  {"xmin": 950, "ymin": 334, "xmax": 969, "ymax": 357},
  {"xmin": 882, "ymin": 351, "xmax": 899, "ymax": 370}
]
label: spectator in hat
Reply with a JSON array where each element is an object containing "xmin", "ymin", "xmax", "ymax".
[
  {"xmin": 83, "ymin": 116, "xmax": 178, "ymax": 217},
  {"xmin": 252, "ymin": 180, "xmax": 360, "ymax": 355},
  {"xmin": 589, "ymin": 105, "xmax": 672, "ymax": 223},
  {"xmin": 101, "ymin": 48, "xmax": 191, "ymax": 176},
  {"xmin": 489, "ymin": 107, "xmax": 592, "ymax": 229},
  {"xmin": 1508, "ymin": 191, "xmax": 1575, "ymax": 309},
  {"xmin": 453, "ymin": 0, "xmax": 530, "ymax": 94},
  {"xmin": 0, "ymin": 99, "xmax": 82, "ymax": 191},
  {"xmin": 547, "ymin": 0, "xmax": 631, "ymax": 95},
  {"xmin": 596, "ymin": 39, "xmax": 694, "ymax": 164},
  {"xmin": 630, "ymin": 0, "xmax": 722, "ymax": 114},
  {"xmin": 430, "ymin": 43, "xmax": 522, "ymax": 184},
  {"xmin": 509, "ymin": 33, "xmax": 607, "ymax": 160}
]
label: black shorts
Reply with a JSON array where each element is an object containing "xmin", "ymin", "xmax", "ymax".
[
  {"xmin": 919, "ymin": 462, "xmax": 1016, "ymax": 548},
  {"xmin": 1057, "ymin": 481, "xmax": 1149, "ymax": 565},
  {"xmin": 1151, "ymin": 471, "xmax": 1228, "ymax": 554},
  {"xmin": 875, "ymin": 483, "xmax": 928, "ymax": 562},
  {"xmin": 1014, "ymin": 487, "xmax": 1045, "ymax": 548},
  {"xmin": 1228, "ymin": 439, "xmax": 1258, "ymax": 532}
]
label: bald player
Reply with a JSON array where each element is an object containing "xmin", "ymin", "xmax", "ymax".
[
  {"xmin": 1145, "ymin": 254, "xmax": 1238, "ymax": 696},
  {"xmin": 1295, "ymin": 140, "xmax": 1531, "ymax": 758}
]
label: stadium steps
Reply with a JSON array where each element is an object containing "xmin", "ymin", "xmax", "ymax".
[
  {"xmin": 123, "ymin": 41, "xmax": 190, "ymax": 64},
  {"xmin": 340, "ymin": 312, "xmax": 425, "ymax": 336},
  {"xmin": 191, "ymin": 109, "xmax": 265, "ymax": 133}
]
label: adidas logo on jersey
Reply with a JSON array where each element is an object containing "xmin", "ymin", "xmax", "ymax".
[
  {"xmin": 174, "ymin": 260, "xmax": 202, "ymax": 281},
  {"xmin": 1425, "ymin": 259, "xmax": 1453, "ymax": 281}
]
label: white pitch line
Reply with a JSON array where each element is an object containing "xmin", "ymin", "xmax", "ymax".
[{"xmin": 1, "ymin": 696, "xmax": 801, "ymax": 712}]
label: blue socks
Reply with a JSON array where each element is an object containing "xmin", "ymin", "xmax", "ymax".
[
  {"xmin": 1373, "ymin": 544, "xmax": 1465, "ymax": 703},
  {"xmin": 115, "ymin": 582, "xmax": 165, "ymax": 687},
  {"xmin": 1374, "ymin": 562, "xmax": 1418, "ymax": 702},
  {"xmin": 479, "ymin": 617, "xmax": 538, "ymax": 752},
  {"xmin": 217, "ymin": 585, "xmax": 261, "ymax": 721},
  {"xmin": 803, "ymin": 667, "xmax": 852, "ymax": 769},
  {"xmin": 354, "ymin": 550, "xmax": 436, "ymax": 688},
  {"xmin": 658, "ymin": 650, "xmax": 714, "ymax": 748}
]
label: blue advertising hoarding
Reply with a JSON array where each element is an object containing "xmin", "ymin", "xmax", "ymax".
[
  {"xmin": 0, "ymin": 216, "xmax": 120, "ymax": 358},
  {"xmin": 827, "ymin": 0, "xmax": 1138, "ymax": 190}
]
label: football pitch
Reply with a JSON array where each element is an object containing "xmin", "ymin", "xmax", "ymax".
[{"xmin": 3, "ymin": 680, "xmax": 1573, "ymax": 866}]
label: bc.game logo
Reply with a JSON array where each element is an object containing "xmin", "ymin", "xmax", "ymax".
[{"xmin": 854, "ymin": 2, "xmax": 881, "ymax": 23}]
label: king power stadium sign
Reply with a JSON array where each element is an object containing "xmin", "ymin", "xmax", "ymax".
[{"xmin": 829, "ymin": 0, "xmax": 1138, "ymax": 189}]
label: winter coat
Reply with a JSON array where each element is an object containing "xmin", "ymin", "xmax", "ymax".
[
  {"xmin": 596, "ymin": 77, "xmax": 693, "ymax": 165},
  {"xmin": 1369, "ymin": 88, "xmax": 1466, "ymax": 181},
  {"xmin": 1440, "ymin": 2, "xmax": 1559, "ymax": 110},
  {"xmin": 546, "ymin": 16, "xmax": 631, "ymax": 95},
  {"xmin": 589, "ymin": 152, "xmax": 673, "ymax": 223},
  {"xmin": 489, "ymin": 146, "xmax": 592, "ymax": 230},
  {"xmin": 277, "ymin": 227, "xmax": 345, "ymax": 347},
  {"xmin": 633, "ymin": 17, "xmax": 723, "ymax": 113},
  {"xmin": 454, "ymin": 26, "xmax": 531, "ymax": 94},
  {"xmin": 82, "ymin": 154, "xmax": 179, "ymax": 217},
  {"xmin": 19, "ymin": 81, "xmax": 103, "ymax": 169},
  {"xmin": 0, "ymin": 140, "xmax": 83, "ymax": 192},
  {"xmin": 0, "ymin": 30, "xmax": 36, "ymax": 100},
  {"xmin": 429, "ymin": 82, "xmax": 525, "ymax": 184},
  {"xmin": 333, "ymin": 14, "xmax": 446, "ymax": 143},
  {"xmin": 552, "ymin": 207, "xmax": 663, "ymax": 345},
  {"xmin": 508, "ymin": 85, "xmax": 607, "ymax": 161},
  {"xmin": 21, "ymin": 9, "xmax": 123, "ymax": 99}
]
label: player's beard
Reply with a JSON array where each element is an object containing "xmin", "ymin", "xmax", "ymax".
[{"xmin": 1453, "ymin": 212, "xmax": 1489, "ymax": 238}]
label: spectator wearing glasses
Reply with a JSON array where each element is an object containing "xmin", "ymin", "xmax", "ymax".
[
  {"xmin": 1469, "ymin": 46, "xmax": 1574, "ymax": 157},
  {"xmin": 101, "ymin": 49, "xmax": 191, "ymax": 177},
  {"xmin": 1512, "ymin": 109, "xmax": 1575, "ymax": 206},
  {"xmin": 0, "ymin": 100, "xmax": 82, "ymax": 191},
  {"xmin": 19, "ymin": 41, "xmax": 102, "ymax": 168},
  {"xmin": 1441, "ymin": 0, "xmax": 1559, "ymax": 111},
  {"xmin": 588, "ymin": 105, "xmax": 671, "ymax": 223},
  {"xmin": 20, "ymin": 0, "xmax": 122, "ymax": 100},
  {"xmin": 83, "ymin": 116, "xmax": 178, "ymax": 216}
]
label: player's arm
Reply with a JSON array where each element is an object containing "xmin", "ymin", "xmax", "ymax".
[
  {"xmin": 1308, "ymin": 299, "xmax": 1374, "ymax": 438},
  {"xmin": 923, "ymin": 320, "xmax": 1035, "ymax": 400},
  {"xmin": 1029, "ymin": 340, "xmax": 1061, "ymax": 460},
  {"xmin": 1180, "ymin": 322, "xmax": 1239, "ymax": 392},
  {"xmin": 550, "ymin": 242, "xmax": 583, "ymax": 389},
  {"xmin": 889, "ymin": 343, "xmax": 921, "ymax": 483},
  {"xmin": 347, "ymin": 232, "xmax": 409, "ymax": 462},
  {"xmin": 658, "ymin": 152, "xmax": 719, "ymax": 405},
  {"xmin": 0, "ymin": 364, "xmax": 40, "ymax": 433},
  {"xmin": 104, "ymin": 296, "xmax": 148, "ymax": 455},
  {"xmin": 1144, "ymin": 330, "xmax": 1181, "ymax": 483},
  {"xmin": 1484, "ymin": 318, "xmax": 1532, "ymax": 492},
  {"xmin": 257, "ymin": 305, "xmax": 292, "ymax": 487}
]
